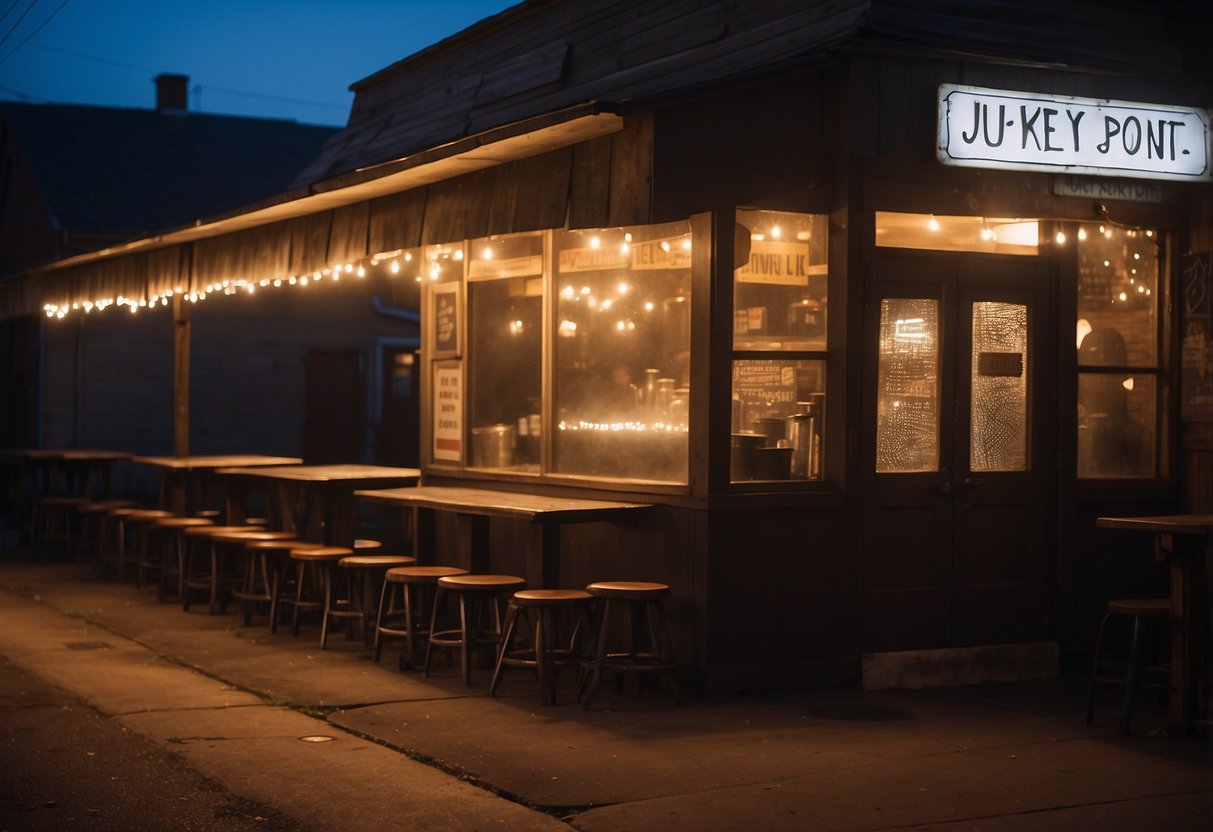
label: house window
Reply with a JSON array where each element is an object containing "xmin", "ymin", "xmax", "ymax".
[
  {"xmin": 1076, "ymin": 225, "xmax": 1163, "ymax": 479},
  {"xmin": 731, "ymin": 209, "xmax": 828, "ymax": 482}
]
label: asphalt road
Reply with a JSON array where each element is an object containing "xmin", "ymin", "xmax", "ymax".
[{"xmin": 0, "ymin": 654, "xmax": 304, "ymax": 832}]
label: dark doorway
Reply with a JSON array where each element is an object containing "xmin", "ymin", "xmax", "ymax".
[
  {"xmin": 376, "ymin": 344, "xmax": 420, "ymax": 467},
  {"xmin": 304, "ymin": 349, "xmax": 364, "ymax": 464}
]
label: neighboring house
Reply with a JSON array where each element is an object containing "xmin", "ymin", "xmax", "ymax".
[{"xmin": 0, "ymin": 76, "xmax": 421, "ymax": 478}]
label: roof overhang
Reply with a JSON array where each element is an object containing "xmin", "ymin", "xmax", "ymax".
[{"xmin": 27, "ymin": 101, "xmax": 623, "ymax": 276}]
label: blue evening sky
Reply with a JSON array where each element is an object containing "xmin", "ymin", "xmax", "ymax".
[{"xmin": 0, "ymin": 0, "xmax": 517, "ymax": 125}]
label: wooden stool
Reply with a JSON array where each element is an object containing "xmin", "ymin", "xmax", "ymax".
[
  {"xmin": 208, "ymin": 530, "xmax": 298, "ymax": 624},
  {"xmin": 144, "ymin": 516, "xmax": 214, "ymax": 601},
  {"xmin": 323, "ymin": 555, "xmax": 418, "ymax": 648},
  {"xmin": 1086, "ymin": 597, "xmax": 1170, "ymax": 735},
  {"xmin": 232, "ymin": 539, "xmax": 320, "ymax": 630},
  {"xmin": 425, "ymin": 574, "xmax": 526, "ymax": 686},
  {"xmin": 374, "ymin": 565, "xmax": 469, "ymax": 670},
  {"xmin": 490, "ymin": 588, "xmax": 593, "ymax": 705},
  {"xmin": 123, "ymin": 509, "xmax": 175, "ymax": 586},
  {"xmin": 180, "ymin": 524, "xmax": 264, "ymax": 613},
  {"xmin": 283, "ymin": 546, "xmax": 354, "ymax": 638},
  {"xmin": 354, "ymin": 538, "xmax": 383, "ymax": 551},
  {"xmin": 101, "ymin": 506, "xmax": 143, "ymax": 580},
  {"xmin": 580, "ymin": 581, "xmax": 680, "ymax": 710},
  {"xmin": 30, "ymin": 495, "xmax": 87, "ymax": 555},
  {"xmin": 76, "ymin": 499, "xmax": 137, "ymax": 565}
]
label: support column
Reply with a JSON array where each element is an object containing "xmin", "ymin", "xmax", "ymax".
[{"xmin": 172, "ymin": 295, "xmax": 190, "ymax": 458}]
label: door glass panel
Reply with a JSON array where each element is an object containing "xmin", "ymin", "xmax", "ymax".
[
  {"xmin": 970, "ymin": 302, "xmax": 1028, "ymax": 472},
  {"xmin": 876, "ymin": 298, "xmax": 940, "ymax": 472},
  {"xmin": 1078, "ymin": 373, "xmax": 1156, "ymax": 478}
]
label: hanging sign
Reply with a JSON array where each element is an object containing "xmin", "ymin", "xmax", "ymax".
[
  {"xmin": 736, "ymin": 240, "xmax": 814, "ymax": 286},
  {"xmin": 938, "ymin": 84, "xmax": 1211, "ymax": 182},
  {"xmin": 432, "ymin": 362, "xmax": 463, "ymax": 462}
]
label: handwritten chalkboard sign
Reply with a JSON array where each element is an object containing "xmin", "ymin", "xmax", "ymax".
[
  {"xmin": 1181, "ymin": 251, "xmax": 1211, "ymax": 422},
  {"xmin": 431, "ymin": 282, "xmax": 460, "ymax": 357}
]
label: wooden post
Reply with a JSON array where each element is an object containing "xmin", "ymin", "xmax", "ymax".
[{"xmin": 172, "ymin": 295, "xmax": 190, "ymax": 458}]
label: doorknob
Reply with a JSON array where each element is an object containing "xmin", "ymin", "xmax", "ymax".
[
  {"xmin": 932, "ymin": 477, "xmax": 952, "ymax": 494},
  {"xmin": 956, "ymin": 476, "xmax": 986, "ymax": 491}
]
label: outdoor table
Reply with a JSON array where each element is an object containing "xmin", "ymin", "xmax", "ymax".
[
  {"xmin": 217, "ymin": 464, "xmax": 421, "ymax": 546},
  {"xmin": 132, "ymin": 454, "xmax": 303, "ymax": 518},
  {"xmin": 18, "ymin": 448, "xmax": 133, "ymax": 499},
  {"xmin": 1095, "ymin": 513, "xmax": 1213, "ymax": 735},
  {"xmin": 354, "ymin": 485, "xmax": 652, "ymax": 588}
]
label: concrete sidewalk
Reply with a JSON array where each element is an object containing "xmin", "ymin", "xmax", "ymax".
[{"xmin": 0, "ymin": 559, "xmax": 1209, "ymax": 831}]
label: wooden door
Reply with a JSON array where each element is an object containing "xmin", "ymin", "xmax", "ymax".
[
  {"xmin": 859, "ymin": 250, "xmax": 1053, "ymax": 652},
  {"xmin": 376, "ymin": 345, "xmax": 420, "ymax": 467},
  {"xmin": 304, "ymin": 350, "xmax": 364, "ymax": 464}
]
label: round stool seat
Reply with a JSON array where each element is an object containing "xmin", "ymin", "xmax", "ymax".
[
  {"xmin": 246, "ymin": 538, "xmax": 314, "ymax": 552},
  {"xmin": 194, "ymin": 510, "xmax": 222, "ymax": 519},
  {"xmin": 1108, "ymin": 598, "xmax": 1170, "ymax": 616},
  {"xmin": 184, "ymin": 524, "xmax": 264, "ymax": 538},
  {"xmin": 437, "ymin": 573, "xmax": 526, "ymax": 593},
  {"xmin": 79, "ymin": 499, "xmax": 138, "ymax": 514},
  {"xmin": 586, "ymin": 580, "xmax": 670, "ymax": 600},
  {"xmin": 386, "ymin": 565, "xmax": 468, "ymax": 584},
  {"xmin": 38, "ymin": 495, "xmax": 88, "ymax": 507},
  {"xmin": 353, "ymin": 539, "xmax": 383, "ymax": 551},
  {"xmin": 154, "ymin": 516, "xmax": 214, "ymax": 530},
  {"xmin": 512, "ymin": 588, "xmax": 594, "ymax": 607},
  {"xmin": 210, "ymin": 529, "xmax": 297, "ymax": 544},
  {"xmin": 126, "ymin": 509, "xmax": 175, "ymax": 522},
  {"xmin": 107, "ymin": 506, "xmax": 141, "ymax": 519},
  {"xmin": 339, "ymin": 555, "xmax": 417, "ymax": 569},
  {"xmin": 290, "ymin": 545, "xmax": 354, "ymax": 562}
]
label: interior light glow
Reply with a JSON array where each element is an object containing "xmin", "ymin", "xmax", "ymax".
[
  {"xmin": 927, "ymin": 216, "xmax": 940, "ymax": 232},
  {"xmin": 1122, "ymin": 377, "xmax": 1135, "ymax": 391},
  {"xmin": 1055, "ymin": 231, "xmax": 1067, "ymax": 245},
  {"xmin": 770, "ymin": 225, "xmax": 782, "ymax": 239},
  {"xmin": 589, "ymin": 237, "xmax": 601, "ymax": 249},
  {"xmin": 389, "ymin": 261, "xmax": 400, "ymax": 274},
  {"xmin": 1077, "ymin": 227, "xmax": 1088, "ymax": 241}
]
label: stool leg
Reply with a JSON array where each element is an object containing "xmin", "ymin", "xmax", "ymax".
[
  {"xmin": 291, "ymin": 562, "xmax": 307, "ymax": 636},
  {"xmin": 373, "ymin": 579, "xmax": 392, "ymax": 663},
  {"xmin": 647, "ymin": 599, "xmax": 681, "ymax": 703},
  {"xmin": 1118, "ymin": 614, "xmax": 1144, "ymax": 735},
  {"xmin": 489, "ymin": 604, "xmax": 520, "ymax": 697},
  {"xmin": 581, "ymin": 598, "xmax": 613, "ymax": 710},
  {"xmin": 459, "ymin": 594, "xmax": 474, "ymax": 686},
  {"xmin": 320, "ymin": 564, "xmax": 335, "ymax": 649},
  {"xmin": 423, "ymin": 586, "xmax": 444, "ymax": 677},
  {"xmin": 1086, "ymin": 612, "xmax": 1112, "ymax": 726}
]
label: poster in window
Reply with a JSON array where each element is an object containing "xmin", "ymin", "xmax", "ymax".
[
  {"xmin": 432, "ymin": 361, "xmax": 463, "ymax": 463},
  {"xmin": 431, "ymin": 283, "xmax": 460, "ymax": 358}
]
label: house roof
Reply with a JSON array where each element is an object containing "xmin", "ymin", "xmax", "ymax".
[
  {"xmin": 297, "ymin": 0, "xmax": 1205, "ymax": 185},
  {"xmin": 1, "ymin": 102, "xmax": 337, "ymax": 236}
]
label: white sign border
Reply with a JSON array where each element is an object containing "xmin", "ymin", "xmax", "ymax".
[{"xmin": 937, "ymin": 84, "xmax": 1211, "ymax": 183}]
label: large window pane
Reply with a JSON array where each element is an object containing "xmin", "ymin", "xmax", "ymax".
[
  {"xmin": 553, "ymin": 222, "xmax": 692, "ymax": 483},
  {"xmin": 466, "ymin": 234, "xmax": 543, "ymax": 472},
  {"xmin": 733, "ymin": 210, "xmax": 828, "ymax": 350},
  {"xmin": 1076, "ymin": 226, "xmax": 1158, "ymax": 367},
  {"xmin": 731, "ymin": 359, "xmax": 825, "ymax": 481},
  {"xmin": 1078, "ymin": 373, "xmax": 1156, "ymax": 478},
  {"xmin": 876, "ymin": 298, "xmax": 940, "ymax": 473}
]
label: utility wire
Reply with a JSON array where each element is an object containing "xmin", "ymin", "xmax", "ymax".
[
  {"xmin": 27, "ymin": 40, "xmax": 156, "ymax": 73},
  {"xmin": 0, "ymin": 0, "xmax": 27, "ymax": 29},
  {"xmin": 0, "ymin": 82, "xmax": 48, "ymax": 101},
  {"xmin": 0, "ymin": 0, "xmax": 71, "ymax": 67},
  {"xmin": 0, "ymin": 0, "xmax": 41, "ymax": 50}
]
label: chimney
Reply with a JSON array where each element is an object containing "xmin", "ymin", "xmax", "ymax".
[{"xmin": 155, "ymin": 73, "xmax": 188, "ymax": 113}]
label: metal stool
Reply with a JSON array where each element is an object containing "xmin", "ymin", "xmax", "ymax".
[
  {"xmin": 1086, "ymin": 597, "xmax": 1170, "ymax": 734},
  {"xmin": 122, "ymin": 509, "xmax": 175, "ymax": 586},
  {"xmin": 323, "ymin": 555, "xmax": 417, "ymax": 648},
  {"xmin": 29, "ymin": 495, "xmax": 86, "ymax": 555},
  {"xmin": 490, "ymin": 588, "xmax": 593, "ymax": 705},
  {"xmin": 579, "ymin": 581, "xmax": 680, "ymax": 710},
  {"xmin": 207, "ymin": 530, "xmax": 298, "ymax": 623},
  {"xmin": 425, "ymin": 574, "xmax": 525, "ymax": 686},
  {"xmin": 143, "ymin": 516, "xmax": 214, "ymax": 601},
  {"xmin": 283, "ymin": 546, "xmax": 354, "ymax": 638},
  {"xmin": 180, "ymin": 524, "xmax": 264, "ymax": 613},
  {"xmin": 374, "ymin": 565, "xmax": 469, "ymax": 670}
]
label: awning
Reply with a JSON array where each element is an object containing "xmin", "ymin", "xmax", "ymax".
[{"xmin": 1, "ymin": 102, "xmax": 628, "ymax": 319}]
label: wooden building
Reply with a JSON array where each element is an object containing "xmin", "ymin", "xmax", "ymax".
[{"xmin": 2, "ymin": 0, "xmax": 1210, "ymax": 690}]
